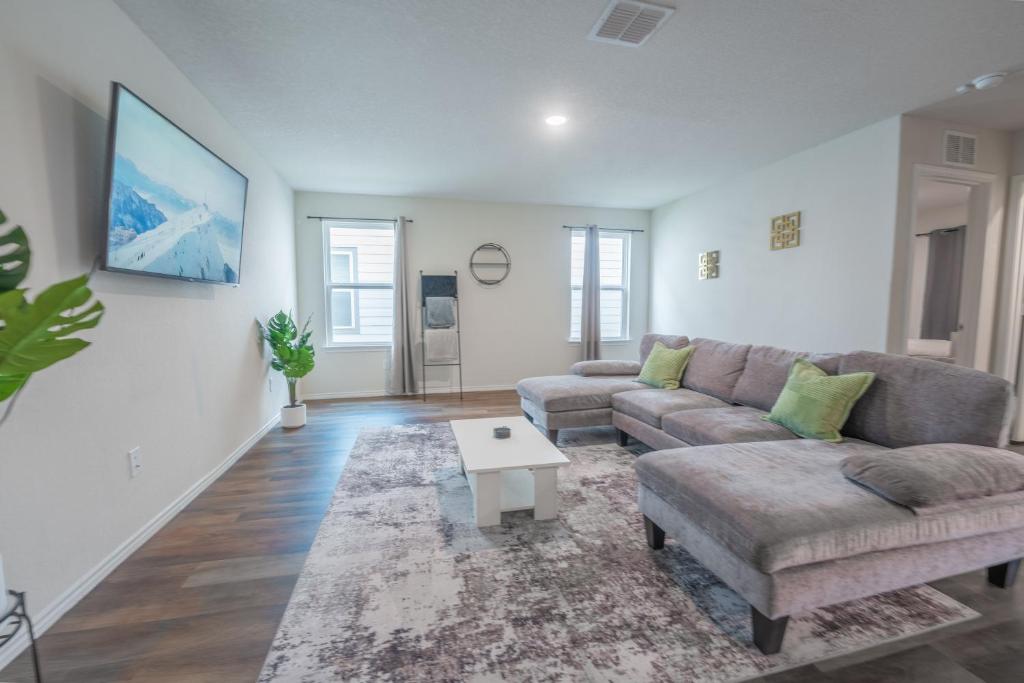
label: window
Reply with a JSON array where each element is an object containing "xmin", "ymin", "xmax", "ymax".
[
  {"xmin": 323, "ymin": 220, "xmax": 395, "ymax": 346},
  {"xmin": 330, "ymin": 249, "xmax": 354, "ymax": 283},
  {"xmin": 569, "ymin": 230, "xmax": 630, "ymax": 341},
  {"xmin": 330, "ymin": 289, "xmax": 355, "ymax": 330}
]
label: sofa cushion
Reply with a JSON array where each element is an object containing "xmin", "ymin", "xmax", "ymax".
[
  {"xmin": 662, "ymin": 406, "xmax": 799, "ymax": 446},
  {"xmin": 639, "ymin": 334, "xmax": 690, "ymax": 364},
  {"xmin": 614, "ymin": 411, "xmax": 689, "ymax": 451},
  {"xmin": 682, "ymin": 338, "xmax": 751, "ymax": 402},
  {"xmin": 520, "ymin": 398, "xmax": 612, "ymax": 430},
  {"xmin": 516, "ymin": 375, "xmax": 642, "ymax": 412},
  {"xmin": 732, "ymin": 345, "xmax": 841, "ymax": 412},
  {"xmin": 841, "ymin": 444, "xmax": 1024, "ymax": 510},
  {"xmin": 839, "ymin": 351, "xmax": 1014, "ymax": 448},
  {"xmin": 612, "ymin": 388, "xmax": 727, "ymax": 428},
  {"xmin": 635, "ymin": 439, "xmax": 1024, "ymax": 573},
  {"xmin": 570, "ymin": 360, "xmax": 643, "ymax": 377}
]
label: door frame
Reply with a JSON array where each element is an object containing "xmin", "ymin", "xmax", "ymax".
[
  {"xmin": 906, "ymin": 163, "xmax": 998, "ymax": 369},
  {"xmin": 999, "ymin": 175, "xmax": 1024, "ymax": 441}
]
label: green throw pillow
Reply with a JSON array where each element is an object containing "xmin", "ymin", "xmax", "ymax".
[
  {"xmin": 637, "ymin": 342, "xmax": 695, "ymax": 390},
  {"xmin": 764, "ymin": 358, "xmax": 875, "ymax": 443}
]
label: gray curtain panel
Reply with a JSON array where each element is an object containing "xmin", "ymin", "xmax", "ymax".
[
  {"xmin": 920, "ymin": 226, "xmax": 965, "ymax": 341},
  {"xmin": 387, "ymin": 216, "xmax": 416, "ymax": 394},
  {"xmin": 580, "ymin": 224, "xmax": 602, "ymax": 361}
]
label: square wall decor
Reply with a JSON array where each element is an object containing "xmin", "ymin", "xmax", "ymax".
[
  {"xmin": 771, "ymin": 211, "xmax": 801, "ymax": 250},
  {"xmin": 698, "ymin": 250, "xmax": 720, "ymax": 280}
]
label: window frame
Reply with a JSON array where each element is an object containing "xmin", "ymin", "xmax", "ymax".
[
  {"xmin": 330, "ymin": 247, "xmax": 356, "ymax": 284},
  {"xmin": 568, "ymin": 229, "xmax": 631, "ymax": 343},
  {"xmin": 329, "ymin": 288, "xmax": 357, "ymax": 332},
  {"xmin": 321, "ymin": 220, "xmax": 395, "ymax": 349}
]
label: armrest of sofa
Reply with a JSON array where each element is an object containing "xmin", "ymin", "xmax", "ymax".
[{"xmin": 570, "ymin": 360, "xmax": 642, "ymax": 377}]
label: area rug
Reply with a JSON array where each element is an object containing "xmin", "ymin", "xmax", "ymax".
[{"xmin": 259, "ymin": 424, "xmax": 978, "ymax": 682}]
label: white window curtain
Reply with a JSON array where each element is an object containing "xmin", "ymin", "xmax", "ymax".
[
  {"xmin": 387, "ymin": 216, "xmax": 416, "ymax": 394},
  {"xmin": 580, "ymin": 224, "xmax": 601, "ymax": 361}
]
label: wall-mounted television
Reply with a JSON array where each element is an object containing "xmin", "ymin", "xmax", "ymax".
[{"xmin": 102, "ymin": 83, "xmax": 248, "ymax": 285}]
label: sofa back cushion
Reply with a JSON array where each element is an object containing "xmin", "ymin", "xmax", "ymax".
[
  {"xmin": 639, "ymin": 334, "xmax": 689, "ymax": 364},
  {"xmin": 839, "ymin": 351, "xmax": 1014, "ymax": 448},
  {"xmin": 733, "ymin": 346, "xmax": 841, "ymax": 412},
  {"xmin": 681, "ymin": 338, "xmax": 751, "ymax": 402}
]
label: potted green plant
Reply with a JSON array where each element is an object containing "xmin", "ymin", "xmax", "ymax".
[
  {"xmin": 0, "ymin": 210, "xmax": 104, "ymax": 427},
  {"xmin": 259, "ymin": 310, "xmax": 315, "ymax": 428}
]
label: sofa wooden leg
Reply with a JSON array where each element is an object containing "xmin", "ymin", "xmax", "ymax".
[
  {"xmin": 751, "ymin": 606, "xmax": 789, "ymax": 655},
  {"xmin": 546, "ymin": 428, "xmax": 558, "ymax": 444},
  {"xmin": 616, "ymin": 428, "xmax": 629, "ymax": 447},
  {"xmin": 644, "ymin": 516, "xmax": 665, "ymax": 550},
  {"xmin": 988, "ymin": 559, "xmax": 1021, "ymax": 588},
  {"xmin": 523, "ymin": 410, "xmax": 534, "ymax": 423}
]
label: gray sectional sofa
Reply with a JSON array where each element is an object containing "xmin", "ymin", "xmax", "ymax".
[{"xmin": 516, "ymin": 334, "xmax": 1021, "ymax": 654}]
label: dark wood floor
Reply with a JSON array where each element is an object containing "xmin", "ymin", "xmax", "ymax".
[
  {"xmin": 2, "ymin": 391, "xmax": 1022, "ymax": 682},
  {"xmin": 0, "ymin": 391, "xmax": 521, "ymax": 683}
]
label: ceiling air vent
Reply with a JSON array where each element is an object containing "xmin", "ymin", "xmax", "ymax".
[
  {"xmin": 588, "ymin": 1, "xmax": 675, "ymax": 47},
  {"xmin": 943, "ymin": 130, "xmax": 977, "ymax": 167}
]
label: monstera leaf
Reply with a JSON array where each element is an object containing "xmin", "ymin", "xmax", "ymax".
[
  {"xmin": 0, "ymin": 211, "xmax": 30, "ymax": 292},
  {"xmin": 0, "ymin": 274, "xmax": 104, "ymax": 402},
  {"xmin": 0, "ymin": 215, "xmax": 104, "ymax": 411},
  {"xmin": 282, "ymin": 345, "xmax": 315, "ymax": 380}
]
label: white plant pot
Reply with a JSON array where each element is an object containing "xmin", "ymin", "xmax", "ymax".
[{"xmin": 281, "ymin": 404, "xmax": 307, "ymax": 428}]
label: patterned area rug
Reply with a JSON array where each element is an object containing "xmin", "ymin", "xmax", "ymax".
[{"xmin": 260, "ymin": 424, "xmax": 978, "ymax": 682}]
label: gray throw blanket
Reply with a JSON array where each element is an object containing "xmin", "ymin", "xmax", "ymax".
[{"xmin": 425, "ymin": 296, "xmax": 456, "ymax": 328}]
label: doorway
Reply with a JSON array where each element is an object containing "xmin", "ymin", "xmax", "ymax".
[
  {"xmin": 1001, "ymin": 176, "xmax": 1024, "ymax": 440},
  {"xmin": 906, "ymin": 180, "xmax": 970, "ymax": 363},
  {"xmin": 903, "ymin": 164, "xmax": 999, "ymax": 369}
]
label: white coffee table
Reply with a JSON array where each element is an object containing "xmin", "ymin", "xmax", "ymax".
[{"xmin": 450, "ymin": 416, "xmax": 570, "ymax": 527}]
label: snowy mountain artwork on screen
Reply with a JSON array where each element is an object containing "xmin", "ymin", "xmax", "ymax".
[{"xmin": 104, "ymin": 84, "xmax": 248, "ymax": 284}]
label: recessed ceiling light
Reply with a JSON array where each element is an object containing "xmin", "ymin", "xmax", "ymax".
[{"xmin": 545, "ymin": 115, "xmax": 568, "ymax": 126}]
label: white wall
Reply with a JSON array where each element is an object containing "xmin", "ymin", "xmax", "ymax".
[
  {"xmin": 649, "ymin": 117, "xmax": 902, "ymax": 352},
  {"xmin": 295, "ymin": 192, "xmax": 650, "ymax": 398},
  {"xmin": 890, "ymin": 116, "xmax": 1011, "ymax": 371},
  {"xmin": 1012, "ymin": 130, "xmax": 1024, "ymax": 175},
  {"xmin": 0, "ymin": 0, "xmax": 296, "ymax": 650}
]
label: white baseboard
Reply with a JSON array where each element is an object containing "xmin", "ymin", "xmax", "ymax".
[
  {"xmin": 302, "ymin": 388, "xmax": 390, "ymax": 400},
  {"xmin": 302, "ymin": 384, "xmax": 516, "ymax": 401},
  {"xmin": 0, "ymin": 412, "xmax": 281, "ymax": 672}
]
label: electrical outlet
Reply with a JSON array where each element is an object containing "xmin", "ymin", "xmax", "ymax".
[{"xmin": 127, "ymin": 447, "xmax": 142, "ymax": 478}]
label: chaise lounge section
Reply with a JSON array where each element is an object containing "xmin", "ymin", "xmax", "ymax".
[
  {"xmin": 517, "ymin": 334, "xmax": 1022, "ymax": 654},
  {"xmin": 516, "ymin": 334, "xmax": 688, "ymax": 443}
]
